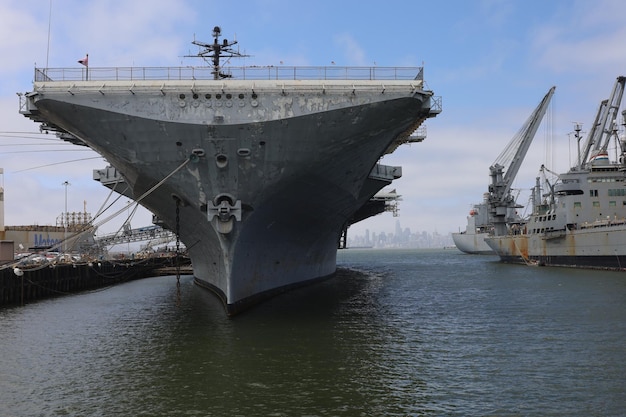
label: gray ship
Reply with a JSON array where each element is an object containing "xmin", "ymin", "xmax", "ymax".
[
  {"xmin": 485, "ymin": 76, "xmax": 626, "ymax": 269},
  {"xmin": 453, "ymin": 86, "xmax": 556, "ymax": 255},
  {"xmin": 452, "ymin": 197, "xmax": 494, "ymax": 254},
  {"xmin": 19, "ymin": 28, "xmax": 441, "ymax": 313}
]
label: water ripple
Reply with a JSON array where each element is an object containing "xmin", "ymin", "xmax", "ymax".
[{"xmin": 1, "ymin": 250, "xmax": 626, "ymax": 415}]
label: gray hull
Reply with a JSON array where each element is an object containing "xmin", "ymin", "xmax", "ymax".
[
  {"xmin": 451, "ymin": 232, "xmax": 493, "ymax": 255},
  {"xmin": 452, "ymin": 201, "xmax": 494, "ymax": 255},
  {"xmin": 22, "ymin": 77, "xmax": 437, "ymax": 313},
  {"xmin": 485, "ymin": 223, "xmax": 626, "ymax": 270}
]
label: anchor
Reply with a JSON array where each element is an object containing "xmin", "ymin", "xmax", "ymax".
[{"xmin": 208, "ymin": 193, "xmax": 242, "ymax": 234}]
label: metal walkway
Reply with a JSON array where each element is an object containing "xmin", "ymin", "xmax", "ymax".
[{"xmin": 95, "ymin": 225, "xmax": 177, "ymax": 247}]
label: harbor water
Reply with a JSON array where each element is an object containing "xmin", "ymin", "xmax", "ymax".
[{"xmin": 1, "ymin": 249, "xmax": 625, "ymax": 416}]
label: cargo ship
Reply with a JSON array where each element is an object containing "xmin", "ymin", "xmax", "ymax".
[
  {"xmin": 19, "ymin": 28, "xmax": 441, "ymax": 314},
  {"xmin": 452, "ymin": 198, "xmax": 494, "ymax": 254},
  {"xmin": 485, "ymin": 76, "xmax": 626, "ymax": 269}
]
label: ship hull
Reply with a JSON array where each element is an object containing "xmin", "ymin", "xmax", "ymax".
[
  {"xmin": 24, "ymin": 79, "xmax": 435, "ymax": 313},
  {"xmin": 485, "ymin": 224, "xmax": 626, "ymax": 270},
  {"xmin": 451, "ymin": 232, "xmax": 493, "ymax": 254},
  {"xmin": 452, "ymin": 200, "xmax": 495, "ymax": 255}
]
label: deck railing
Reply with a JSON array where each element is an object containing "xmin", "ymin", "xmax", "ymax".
[{"xmin": 34, "ymin": 66, "xmax": 424, "ymax": 82}]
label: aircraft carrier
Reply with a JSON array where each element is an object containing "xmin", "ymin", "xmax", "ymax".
[{"xmin": 19, "ymin": 27, "xmax": 441, "ymax": 314}]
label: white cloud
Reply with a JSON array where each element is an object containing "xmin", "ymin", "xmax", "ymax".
[
  {"xmin": 333, "ymin": 33, "xmax": 367, "ymax": 66},
  {"xmin": 530, "ymin": 1, "xmax": 626, "ymax": 76},
  {"xmin": 0, "ymin": 5, "xmax": 47, "ymax": 72}
]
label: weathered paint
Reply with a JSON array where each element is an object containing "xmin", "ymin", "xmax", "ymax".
[{"xmin": 21, "ymin": 70, "xmax": 439, "ymax": 314}]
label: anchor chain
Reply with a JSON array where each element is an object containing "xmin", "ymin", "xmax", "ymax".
[{"xmin": 175, "ymin": 198, "xmax": 181, "ymax": 305}]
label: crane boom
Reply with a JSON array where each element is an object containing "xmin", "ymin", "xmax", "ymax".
[
  {"xmin": 580, "ymin": 76, "xmax": 626, "ymax": 164},
  {"xmin": 579, "ymin": 99, "xmax": 608, "ymax": 165},
  {"xmin": 488, "ymin": 86, "xmax": 556, "ymax": 236}
]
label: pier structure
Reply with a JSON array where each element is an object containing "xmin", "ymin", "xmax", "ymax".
[{"xmin": 0, "ymin": 256, "xmax": 188, "ymax": 307}]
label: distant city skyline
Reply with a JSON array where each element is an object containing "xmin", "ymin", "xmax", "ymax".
[{"xmin": 347, "ymin": 220, "xmax": 454, "ymax": 249}]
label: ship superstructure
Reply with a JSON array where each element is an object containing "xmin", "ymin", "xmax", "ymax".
[
  {"xmin": 485, "ymin": 76, "xmax": 626, "ymax": 269},
  {"xmin": 19, "ymin": 28, "xmax": 441, "ymax": 313},
  {"xmin": 452, "ymin": 196, "xmax": 494, "ymax": 254}
]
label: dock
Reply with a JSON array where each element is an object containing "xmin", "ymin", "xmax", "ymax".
[{"xmin": 0, "ymin": 256, "xmax": 192, "ymax": 307}]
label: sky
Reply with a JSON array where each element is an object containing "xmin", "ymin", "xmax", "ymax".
[{"xmin": 1, "ymin": 0, "xmax": 626, "ymax": 240}]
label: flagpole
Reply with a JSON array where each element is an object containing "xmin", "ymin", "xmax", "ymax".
[
  {"xmin": 79, "ymin": 54, "xmax": 89, "ymax": 80},
  {"xmin": 46, "ymin": 0, "xmax": 52, "ymax": 68}
]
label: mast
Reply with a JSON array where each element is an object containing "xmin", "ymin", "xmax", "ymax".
[
  {"xmin": 187, "ymin": 26, "xmax": 249, "ymax": 80},
  {"xmin": 572, "ymin": 122, "xmax": 583, "ymax": 170}
]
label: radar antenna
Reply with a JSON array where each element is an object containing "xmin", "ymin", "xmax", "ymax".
[{"xmin": 186, "ymin": 26, "xmax": 249, "ymax": 80}]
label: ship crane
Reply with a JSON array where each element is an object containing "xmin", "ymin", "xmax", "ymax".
[
  {"xmin": 579, "ymin": 76, "xmax": 626, "ymax": 167},
  {"xmin": 539, "ymin": 163, "xmax": 559, "ymax": 208},
  {"xmin": 186, "ymin": 26, "xmax": 250, "ymax": 80},
  {"xmin": 488, "ymin": 86, "xmax": 556, "ymax": 236}
]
